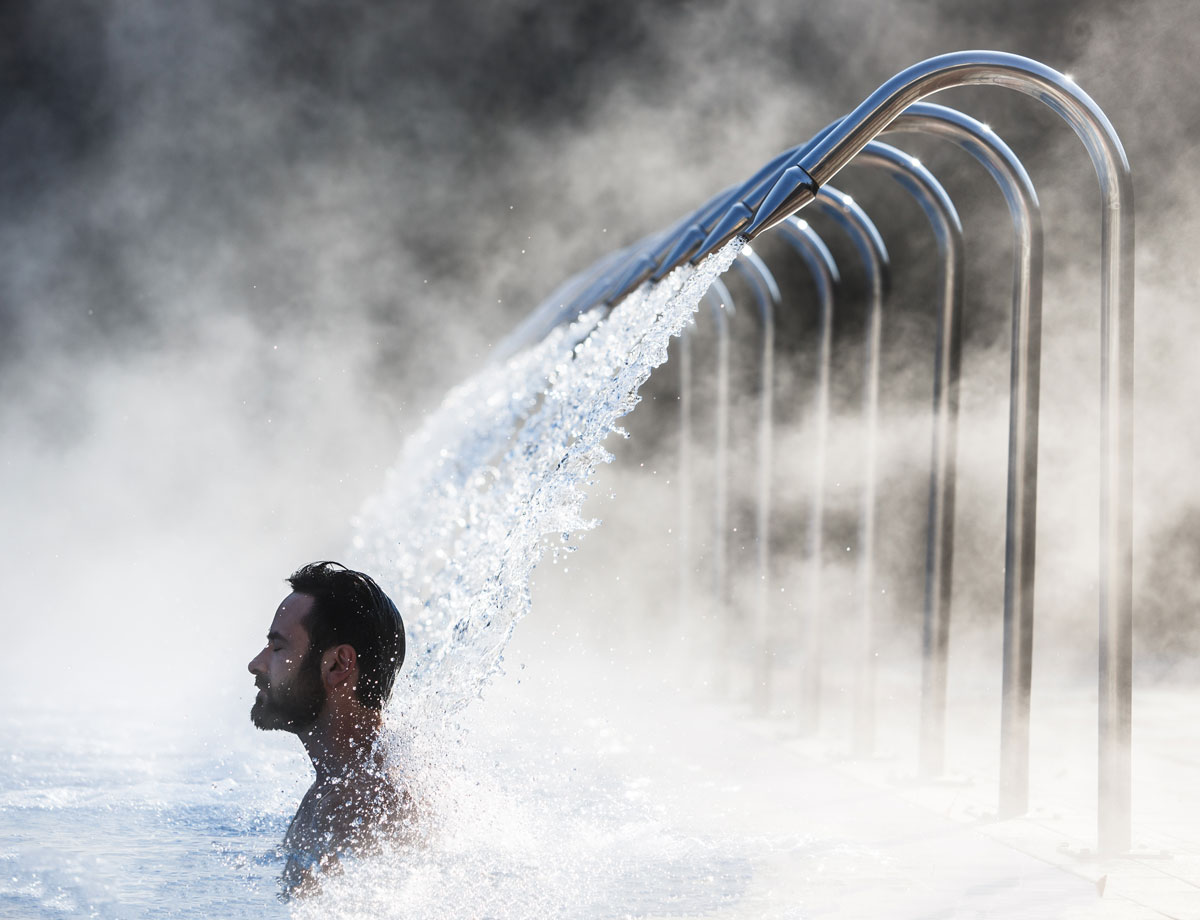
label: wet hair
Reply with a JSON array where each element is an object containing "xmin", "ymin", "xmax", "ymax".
[{"xmin": 287, "ymin": 561, "xmax": 405, "ymax": 710}]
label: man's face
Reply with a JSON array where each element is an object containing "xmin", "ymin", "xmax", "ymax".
[{"xmin": 247, "ymin": 592, "xmax": 325, "ymax": 733}]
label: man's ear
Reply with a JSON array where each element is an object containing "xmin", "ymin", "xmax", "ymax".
[{"xmin": 323, "ymin": 644, "xmax": 358, "ymax": 690}]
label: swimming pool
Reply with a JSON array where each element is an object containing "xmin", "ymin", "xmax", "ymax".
[{"xmin": 1, "ymin": 635, "xmax": 1112, "ymax": 919}]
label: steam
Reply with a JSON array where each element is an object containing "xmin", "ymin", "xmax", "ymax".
[{"xmin": 3, "ymin": 5, "xmax": 1199, "ymax": 915}]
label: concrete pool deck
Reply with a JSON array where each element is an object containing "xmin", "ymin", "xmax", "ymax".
[
  {"xmin": 816, "ymin": 683, "xmax": 1200, "ymax": 919},
  {"xmin": 490, "ymin": 628, "xmax": 1200, "ymax": 918}
]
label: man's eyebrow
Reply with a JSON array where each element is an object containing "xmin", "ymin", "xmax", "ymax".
[{"xmin": 267, "ymin": 630, "xmax": 286, "ymax": 644}]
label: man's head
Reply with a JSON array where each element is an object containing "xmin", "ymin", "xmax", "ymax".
[{"xmin": 248, "ymin": 562, "xmax": 406, "ymax": 733}]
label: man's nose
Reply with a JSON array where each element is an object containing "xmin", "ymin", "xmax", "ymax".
[{"xmin": 248, "ymin": 649, "xmax": 265, "ymax": 675}]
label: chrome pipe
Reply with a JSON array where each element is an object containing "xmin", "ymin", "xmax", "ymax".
[
  {"xmin": 606, "ymin": 189, "xmax": 738, "ymax": 305},
  {"xmin": 806, "ymin": 186, "xmax": 890, "ymax": 757},
  {"xmin": 745, "ymin": 55, "xmax": 1132, "ymax": 851},
  {"xmin": 491, "ymin": 245, "xmax": 634, "ymax": 363},
  {"xmin": 561, "ymin": 239, "xmax": 660, "ymax": 328},
  {"xmin": 605, "ymin": 231, "xmax": 686, "ymax": 308},
  {"xmin": 650, "ymin": 145, "xmax": 809, "ymax": 285},
  {"xmin": 883, "ymin": 102, "xmax": 1044, "ymax": 818},
  {"xmin": 710, "ymin": 280, "xmax": 733, "ymax": 632},
  {"xmin": 678, "ymin": 299, "xmax": 694, "ymax": 640},
  {"xmin": 771, "ymin": 218, "xmax": 839, "ymax": 733},
  {"xmin": 679, "ymin": 283, "xmax": 736, "ymax": 656},
  {"xmin": 727, "ymin": 246, "xmax": 781, "ymax": 713},
  {"xmin": 851, "ymin": 142, "xmax": 965, "ymax": 778},
  {"xmin": 657, "ymin": 121, "xmax": 846, "ymax": 281}
]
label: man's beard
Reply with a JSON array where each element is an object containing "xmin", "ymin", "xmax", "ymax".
[{"xmin": 251, "ymin": 646, "xmax": 325, "ymax": 733}]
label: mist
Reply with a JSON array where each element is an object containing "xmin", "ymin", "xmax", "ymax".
[{"xmin": 4, "ymin": 2, "xmax": 1200, "ymax": 912}]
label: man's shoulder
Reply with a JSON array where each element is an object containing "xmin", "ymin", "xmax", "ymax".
[
  {"xmin": 304, "ymin": 772, "xmax": 413, "ymax": 842},
  {"xmin": 279, "ymin": 772, "xmax": 421, "ymax": 898}
]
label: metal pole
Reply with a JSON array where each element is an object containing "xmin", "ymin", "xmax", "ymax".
[
  {"xmin": 884, "ymin": 102, "xmax": 1044, "ymax": 818},
  {"xmin": 711, "ymin": 281, "xmax": 733, "ymax": 655},
  {"xmin": 678, "ymin": 312, "xmax": 694, "ymax": 642},
  {"xmin": 645, "ymin": 124, "xmax": 846, "ymax": 286},
  {"xmin": 727, "ymin": 248, "xmax": 781, "ymax": 713},
  {"xmin": 679, "ymin": 283, "xmax": 735, "ymax": 666},
  {"xmin": 806, "ymin": 187, "xmax": 890, "ymax": 757},
  {"xmin": 648, "ymin": 146, "xmax": 809, "ymax": 285},
  {"xmin": 491, "ymin": 244, "xmax": 634, "ymax": 364},
  {"xmin": 771, "ymin": 218, "xmax": 840, "ymax": 734},
  {"xmin": 607, "ymin": 189, "xmax": 739, "ymax": 302},
  {"xmin": 851, "ymin": 142, "xmax": 965, "ymax": 778}
]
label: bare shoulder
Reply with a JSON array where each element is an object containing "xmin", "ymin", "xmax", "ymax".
[{"xmin": 279, "ymin": 770, "xmax": 421, "ymax": 897}]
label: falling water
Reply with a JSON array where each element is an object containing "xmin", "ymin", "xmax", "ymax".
[
  {"xmin": 351, "ymin": 239, "xmax": 743, "ymax": 724},
  {"xmin": 307, "ymin": 240, "xmax": 787, "ymax": 917}
]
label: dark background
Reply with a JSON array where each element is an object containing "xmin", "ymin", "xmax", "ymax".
[{"xmin": 3, "ymin": 0, "xmax": 1199, "ymax": 700}]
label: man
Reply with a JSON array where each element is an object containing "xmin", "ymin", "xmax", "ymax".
[{"xmin": 248, "ymin": 561, "xmax": 412, "ymax": 896}]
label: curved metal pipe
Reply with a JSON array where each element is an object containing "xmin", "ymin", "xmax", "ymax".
[
  {"xmin": 806, "ymin": 186, "xmax": 890, "ymax": 757},
  {"xmin": 679, "ymin": 281, "xmax": 736, "ymax": 646},
  {"xmin": 678, "ymin": 296, "xmax": 694, "ymax": 639},
  {"xmin": 883, "ymin": 102, "xmax": 1044, "ymax": 818},
  {"xmin": 561, "ymin": 237, "xmax": 663, "ymax": 326},
  {"xmin": 491, "ymin": 244, "xmax": 634, "ymax": 363},
  {"xmin": 726, "ymin": 246, "xmax": 780, "ymax": 713},
  {"xmin": 745, "ymin": 55, "xmax": 1133, "ymax": 851},
  {"xmin": 771, "ymin": 218, "xmax": 839, "ymax": 733},
  {"xmin": 506, "ymin": 49, "xmax": 1132, "ymax": 855},
  {"xmin": 681, "ymin": 121, "xmax": 847, "ymax": 273},
  {"xmin": 607, "ymin": 188, "xmax": 738, "ymax": 305},
  {"xmin": 851, "ymin": 141, "xmax": 965, "ymax": 777},
  {"xmin": 648, "ymin": 144, "xmax": 810, "ymax": 287},
  {"xmin": 709, "ymin": 280, "xmax": 733, "ymax": 627}
]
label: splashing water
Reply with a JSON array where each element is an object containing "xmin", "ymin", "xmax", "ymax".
[
  {"xmin": 350, "ymin": 240, "xmax": 743, "ymax": 728},
  {"xmin": 324, "ymin": 241, "xmax": 748, "ymax": 913}
]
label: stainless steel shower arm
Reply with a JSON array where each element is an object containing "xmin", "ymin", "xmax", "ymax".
[
  {"xmin": 770, "ymin": 217, "xmax": 839, "ymax": 733},
  {"xmin": 647, "ymin": 140, "xmax": 817, "ymax": 286},
  {"xmin": 745, "ymin": 50, "xmax": 1129, "ymax": 236},
  {"xmin": 490, "ymin": 244, "xmax": 635, "ymax": 364},
  {"xmin": 747, "ymin": 53, "xmax": 1131, "ymax": 854},
  {"xmin": 805, "ymin": 186, "xmax": 889, "ymax": 756},
  {"xmin": 850, "ymin": 141, "xmax": 965, "ymax": 778},
  {"xmin": 883, "ymin": 102, "xmax": 1045, "ymax": 822},
  {"xmin": 605, "ymin": 196, "xmax": 734, "ymax": 305},
  {"xmin": 726, "ymin": 247, "xmax": 780, "ymax": 713}
]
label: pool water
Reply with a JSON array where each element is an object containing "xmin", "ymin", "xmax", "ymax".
[{"xmin": 1, "ymin": 641, "xmax": 1111, "ymax": 920}]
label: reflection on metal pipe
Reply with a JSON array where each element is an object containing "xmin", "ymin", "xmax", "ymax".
[
  {"xmin": 807, "ymin": 186, "xmax": 890, "ymax": 757},
  {"xmin": 883, "ymin": 102, "xmax": 1044, "ymax": 818},
  {"xmin": 727, "ymin": 248, "xmax": 781, "ymax": 713},
  {"xmin": 771, "ymin": 218, "xmax": 839, "ymax": 734},
  {"xmin": 851, "ymin": 142, "xmax": 964, "ymax": 778}
]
